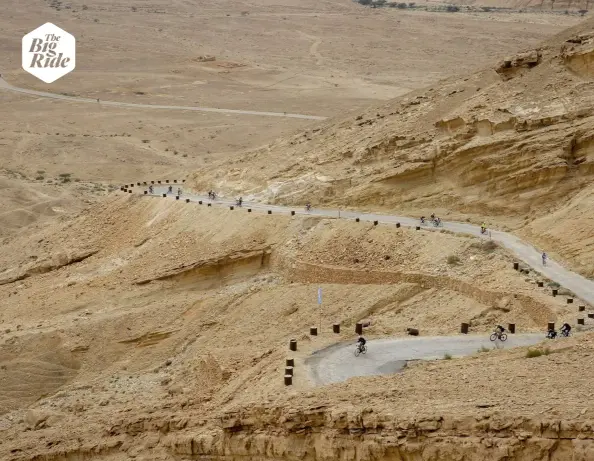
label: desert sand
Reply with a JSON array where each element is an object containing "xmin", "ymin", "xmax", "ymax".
[{"xmin": 0, "ymin": 1, "xmax": 593, "ymax": 460}]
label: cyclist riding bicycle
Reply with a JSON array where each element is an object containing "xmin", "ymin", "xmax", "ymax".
[
  {"xmin": 148, "ymin": 185, "xmax": 154, "ymax": 194},
  {"xmin": 430, "ymin": 213, "xmax": 435, "ymax": 221},
  {"xmin": 546, "ymin": 328, "xmax": 557, "ymax": 339},
  {"xmin": 357, "ymin": 336, "xmax": 366, "ymax": 348},
  {"xmin": 560, "ymin": 323, "xmax": 571, "ymax": 337},
  {"xmin": 237, "ymin": 197, "xmax": 243, "ymax": 207},
  {"xmin": 305, "ymin": 202, "xmax": 311, "ymax": 211},
  {"xmin": 420, "ymin": 216, "xmax": 426, "ymax": 224},
  {"xmin": 542, "ymin": 252, "xmax": 548, "ymax": 266},
  {"xmin": 168, "ymin": 185, "xmax": 173, "ymax": 194},
  {"xmin": 494, "ymin": 324, "xmax": 505, "ymax": 337}
]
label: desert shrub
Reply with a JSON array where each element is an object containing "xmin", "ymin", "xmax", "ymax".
[
  {"xmin": 447, "ymin": 255, "xmax": 461, "ymax": 265},
  {"xmin": 358, "ymin": 0, "xmax": 372, "ymax": 4},
  {"xmin": 59, "ymin": 173, "xmax": 71, "ymax": 178},
  {"xmin": 478, "ymin": 346, "xmax": 491, "ymax": 353},
  {"xmin": 483, "ymin": 240, "xmax": 498, "ymax": 251},
  {"xmin": 470, "ymin": 240, "xmax": 498, "ymax": 252},
  {"xmin": 36, "ymin": 175, "xmax": 44, "ymax": 181},
  {"xmin": 444, "ymin": 353, "xmax": 452, "ymax": 360},
  {"xmin": 526, "ymin": 348, "xmax": 550, "ymax": 358},
  {"xmin": 446, "ymin": 5, "xmax": 460, "ymax": 11}
]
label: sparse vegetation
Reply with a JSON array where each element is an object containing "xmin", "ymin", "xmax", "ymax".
[
  {"xmin": 478, "ymin": 346, "xmax": 491, "ymax": 353},
  {"xmin": 470, "ymin": 240, "xmax": 498, "ymax": 252},
  {"xmin": 444, "ymin": 353, "xmax": 452, "ymax": 360},
  {"xmin": 447, "ymin": 255, "xmax": 461, "ymax": 265},
  {"xmin": 526, "ymin": 348, "xmax": 550, "ymax": 358},
  {"xmin": 36, "ymin": 175, "xmax": 45, "ymax": 181}
]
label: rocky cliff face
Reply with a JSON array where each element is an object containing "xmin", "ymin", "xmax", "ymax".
[
  {"xmin": 166, "ymin": 407, "xmax": 594, "ymax": 461},
  {"xmin": 21, "ymin": 405, "xmax": 594, "ymax": 461}
]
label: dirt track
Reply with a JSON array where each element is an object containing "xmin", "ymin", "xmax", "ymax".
[{"xmin": 0, "ymin": 77, "xmax": 327, "ymax": 120}]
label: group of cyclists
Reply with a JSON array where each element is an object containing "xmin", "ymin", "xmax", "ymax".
[
  {"xmin": 491, "ymin": 323, "xmax": 572, "ymax": 341},
  {"xmin": 355, "ymin": 321, "xmax": 574, "ymax": 355},
  {"xmin": 147, "ymin": 185, "xmax": 183, "ymax": 196},
  {"xmin": 547, "ymin": 323, "xmax": 572, "ymax": 339},
  {"xmin": 420, "ymin": 213, "xmax": 442, "ymax": 227}
]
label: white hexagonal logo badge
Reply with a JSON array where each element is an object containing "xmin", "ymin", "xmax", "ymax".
[{"xmin": 22, "ymin": 23, "xmax": 76, "ymax": 83}]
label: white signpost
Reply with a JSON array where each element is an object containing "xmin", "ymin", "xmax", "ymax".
[{"xmin": 318, "ymin": 287, "xmax": 322, "ymax": 334}]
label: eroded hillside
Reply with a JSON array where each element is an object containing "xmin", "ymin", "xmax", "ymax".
[
  {"xmin": 192, "ymin": 18, "xmax": 594, "ymax": 277},
  {"xmin": 1, "ymin": 194, "xmax": 590, "ymax": 460}
]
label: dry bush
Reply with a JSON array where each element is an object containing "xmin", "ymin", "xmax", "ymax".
[{"xmin": 447, "ymin": 255, "xmax": 461, "ymax": 265}]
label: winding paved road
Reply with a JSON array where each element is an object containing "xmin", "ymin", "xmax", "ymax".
[
  {"xmin": 0, "ymin": 77, "xmax": 327, "ymax": 121},
  {"xmin": 147, "ymin": 186, "xmax": 594, "ymax": 306},
  {"xmin": 143, "ymin": 186, "xmax": 594, "ymax": 383},
  {"xmin": 306, "ymin": 334, "xmax": 545, "ymax": 385}
]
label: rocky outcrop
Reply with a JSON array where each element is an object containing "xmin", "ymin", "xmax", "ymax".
[
  {"xmin": 134, "ymin": 247, "xmax": 272, "ymax": 286},
  {"xmin": 495, "ymin": 50, "xmax": 542, "ymax": 80},
  {"xmin": 562, "ymin": 32, "xmax": 594, "ymax": 78},
  {"xmin": 0, "ymin": 249, "xmax": 98, "ymax": 285}
]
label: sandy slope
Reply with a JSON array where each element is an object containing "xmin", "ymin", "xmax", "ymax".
[{"xmin": 192, "ymin": 17, "xmax": 594, "ymax": 277}]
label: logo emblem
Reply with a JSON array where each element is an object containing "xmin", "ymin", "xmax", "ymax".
[{"xmin": 22, "ymin": 23, "xmax": 76, "ymax": 83}]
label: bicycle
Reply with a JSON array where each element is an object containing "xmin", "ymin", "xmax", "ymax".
[
  {"xmin": 546, "ymin": 330, "xmax": 557, "ymax": 339},
  {"xmin": 354, "ymin": 343, "xmax": 367, "ymax": 357},
  {"xmin": 489, "ymin": 331, "xmax": 507, "ymax": 342},
  {"xmin": 559, "ymin": 329, "xmax": 571, "ymax": 338},
  {"xmin": 432, "ymin": 219, "xmax": 443, "ymax": 227}
]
